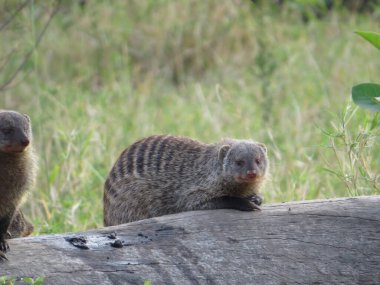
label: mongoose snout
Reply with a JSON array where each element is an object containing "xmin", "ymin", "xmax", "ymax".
[
  {"xmin": 21, "ymin": 139, "xmax": 30, "ymax": 147},
  {"xmin": 1, "ymin": 139, "xmax": 30, "ymax": 153}
]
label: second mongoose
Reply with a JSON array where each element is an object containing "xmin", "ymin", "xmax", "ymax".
[
  {"xmin": 0, "ymin": 110, "xmax": 37, "ymax": 259},
  {"xmin": 104, "ymin": 135, "xmax": 268, "ymax": 226}
]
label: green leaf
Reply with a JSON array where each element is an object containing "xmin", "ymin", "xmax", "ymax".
[
  {"xmin": 34, "ymin": 276, "xmax": 45, "ymax": 285},
  {"xmin": 0, "ymin": 276, "xmax": 15, "ymax": 285},
  {"xmin": 22, "ymin": 277, "xmax": 34, "ymax": 285},
  {"xmin": 48, "ymin": 164, "xmax": 60, "ymax": 184},
  {"xmin": 355, "ymin": 31, "xmax": 380, "ymax": 50},
  {"xmin": 352, "ymin": 83, "xmax": 380, "ymax": 112},
  {"xmin": 370, "ymin": 113, "xmax": 380, "ymax": 130}
]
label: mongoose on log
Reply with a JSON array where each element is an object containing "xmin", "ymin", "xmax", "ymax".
[
  {"xmin": 0, "ymin": 110, "xmax": 37, "ymax": 260},
  {"xmin": 104, "ymin": 135, "xmax": 268, "ymax": 226}
]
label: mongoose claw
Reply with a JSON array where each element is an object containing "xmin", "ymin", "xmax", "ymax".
[
  {"xmin": 249, "ymin": 194, "xmax": 263, "ymax": 206},
  {"xmin": 0, "ymin": 239, "xmax": 9, "ymax": 253},
  {"xmin": 238, "ymin": 198, "xmax": 261, "ymax": 211},
  {"xmin": 226, "ymin": 196, "xmax": 261, "ymax": 211},
  {"xmin": 0, "ymin": 251, "xmax": 8, "ymax": 261},
  {"xmin": 250, "ymin": 201, "xmax": 261, "ymax": 211},
  {"xmin": 6, "ymin": 231, "xmax": 12, "ymax": 239}
]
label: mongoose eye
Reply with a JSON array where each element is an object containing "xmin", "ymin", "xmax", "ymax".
[
  {"xmin": 235, "ymin": 160, "xmax": 245, "ymax": 167},
  {"xmin": 1, "ymin": 127, "xmax": 13, "ymax": 135},
  {"xmin": 255, "ymin": 158, "xmax": 261, "ymax": 165}
]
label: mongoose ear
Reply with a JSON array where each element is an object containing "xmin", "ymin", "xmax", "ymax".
[
  {"xmin": 257, "ymin": 143, "xmax": 267, "ymax": 153},
  {"xmin": 23, "ymin": 114, "xmax": 30, "ymax": 121},
  {"xmin": 218, "ymin": 145, "xmax": 230, "ymax": 163}
]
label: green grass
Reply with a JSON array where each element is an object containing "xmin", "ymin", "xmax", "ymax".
[
  {"xmin": 0, "ymin": 276, "xmax": 44, "ymax": 285},
  {"xmin": 0, "ymin": 1, "xmax": 379, "ymax": 235}
]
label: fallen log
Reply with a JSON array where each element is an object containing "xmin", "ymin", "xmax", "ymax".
[{"xmin": 1, "ymin": 196, "xmax": 380, "ymax": 285}]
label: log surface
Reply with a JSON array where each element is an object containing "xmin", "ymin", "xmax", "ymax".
[{"xmin": 1, "ymin": 196, "xmax": 380, "ymax": 285}]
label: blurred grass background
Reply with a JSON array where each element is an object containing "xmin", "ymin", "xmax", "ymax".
[{"xmin": 0, "ymin": 0, "xmax": 379, "ymax": 234}]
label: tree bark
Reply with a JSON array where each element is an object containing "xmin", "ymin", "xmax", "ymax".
[{"xmin": 1, "ymin": 196, "xmax": 380, "ymax": 285}]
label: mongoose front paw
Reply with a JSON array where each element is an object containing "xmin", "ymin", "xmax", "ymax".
[
  {"xmin": 0, "ymin": 250, "xmax": 7, "ymax": 261},
  {"xmin": 247, "ymin": 199, "xmax": 261, "ymax": 211},
  {"xmin": 227, "ymin": 197, "xmax": 261, "ymax": 211},
  {"xmin": 249, "ymin": 195, "xmax": 263, "ymax": 206},
  {"xmin": 0, "ymin": 238, "xmax": 9, "ymax": 253}
]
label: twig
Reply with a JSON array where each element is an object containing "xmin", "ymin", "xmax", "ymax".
[
  {"xmin": 0, "ymin": 0, "xmax": 62, "ymax": 91},
  {"xmin": 0, "ymin": 0, "xmax": 31, "ymax": 32},
  {"xmin": 0, "ymin": 48, "xmax": 17, "ymax": 73}
]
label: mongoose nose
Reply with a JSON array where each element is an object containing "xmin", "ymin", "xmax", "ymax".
[
  {"xmin": 21, "ymin": 139, "xmax": 29, "ymax": 147},
  {"xmin": 246, "ymin": 170, "xmax": 257, "ymax": 179}
]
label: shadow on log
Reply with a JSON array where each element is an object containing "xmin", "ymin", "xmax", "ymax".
[{"xmin": 1, "ymin": 196, "xmax": 380, "ymax": 284}]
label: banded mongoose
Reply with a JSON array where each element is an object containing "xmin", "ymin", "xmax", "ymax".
[
  {"xmin": 104, "ymin": 135, "xmax": 268, "ymax": 226},
  {"xmin": 0, "ymin": 110, "xmax": 37, "ymax": 259}
]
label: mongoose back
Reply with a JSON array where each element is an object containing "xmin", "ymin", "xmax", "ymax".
[
  {"xmin": 104, "ymin": 135, "xmax": 268, "ymax": 226},
  {"xmin": 0, "ymin": 110, "xmax": 37, "ymax": 259}
]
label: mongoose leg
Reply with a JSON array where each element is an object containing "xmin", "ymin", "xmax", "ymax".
[
  {"xmin": 0, "ymin": 210, "xmax": 14, "ymax": 254},
  {"xmin": 9, "ymin": 209, "xmax": 34, "ymax": 238},
  {"xmin": 202, "ymin": 196, "xmax": 261, "ymax": 211}
]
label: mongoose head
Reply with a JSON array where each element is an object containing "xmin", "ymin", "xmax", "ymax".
[
  {"xmin": 219, "ymin": 140, "xmax": 268, "ymax": 186},
  {"xmin": 0, "ymin": 110, "xmax": 32, "ymax": 153}
]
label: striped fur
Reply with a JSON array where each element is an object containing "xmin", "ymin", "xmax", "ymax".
[{"xmin": 104, "ymin": 135, "xmax": 268, "ymax": 226}]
